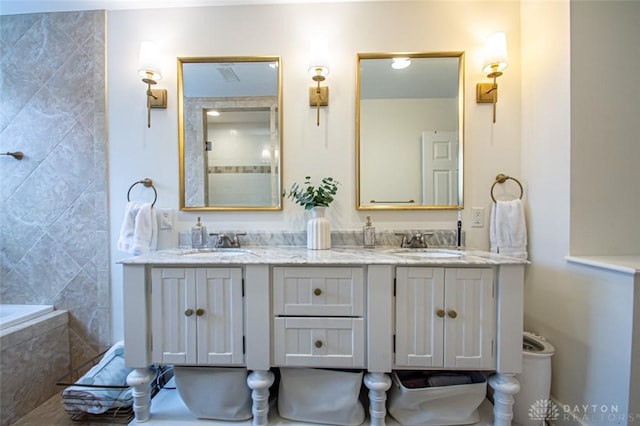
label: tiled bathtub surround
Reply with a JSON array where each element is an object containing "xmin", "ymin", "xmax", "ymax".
[
  {"xmin": 0, "ymin": 310, "xmax": 70, "ymax": 426},
  {"xmin": 0, "ymin": 11, "xmax": 109, "ymax": 370}
]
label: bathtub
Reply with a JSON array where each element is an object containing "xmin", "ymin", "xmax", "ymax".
[
  {"xmin": 0, "ymin": 304, "xmax": 69, "ymax": 426},
  {"xmin": 0, "ymin": 304, "xmax": 54, "ymax": 330}
]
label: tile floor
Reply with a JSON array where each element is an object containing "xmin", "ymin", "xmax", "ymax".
[{"xmin": 13, "ymin": 394, "xmax": 127, "ymax": 426}]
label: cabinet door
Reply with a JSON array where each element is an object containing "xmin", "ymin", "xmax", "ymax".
[
  {"xmin": 443, "ymin": 268, "xmax": 495, "ymax": 369},
  {"xmin": 395, "ymin": 267, "xmax": 445, "ymax": 367},
  {"xmin": 151, "ymin": 268, "xmax": 197, "ymax": 364},
  {"xmin": 273, "ymin": 267, "xmax": 364, "ymax": 317},
  {"xmin": 195, "ymin": 268, "xmax": 244, "ymax": 365}
]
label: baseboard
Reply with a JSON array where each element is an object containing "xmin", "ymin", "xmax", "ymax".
[{"xmin": 547, "ymin": 396, "xmax": 589, "ymax": 426}]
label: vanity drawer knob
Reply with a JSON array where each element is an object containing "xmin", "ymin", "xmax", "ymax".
[
  {"xmin": 313, "ymin": 288, "xmax": 322, "ymax": 296},
  {"xmin": 184, "ymin": 309, "xmax": 194, "ymax": 317},
  {"xmin": 196, "ymin": 308, "xmax": 205, "ymax": 316},
  {"xmin": 315, "ymin": 340, "xmax": 323, "ymax": 348},
  {"xmin": 447, "ymin": 310, "xmax": 458, "ymax": 319},
  {"xmin": 436, "ymin": 309, "xmax": 445, "ymax": 318}
]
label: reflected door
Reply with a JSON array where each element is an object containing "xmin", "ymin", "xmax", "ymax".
[{"xmin": 421, "ymin": 130, "xmax": 458, "ymax": 205}]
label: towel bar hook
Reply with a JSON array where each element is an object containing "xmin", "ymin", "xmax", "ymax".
[
  {"xmin": 1, "ymin": 151, "xmax": 24, "ymax": 160},
  {"xmin": 127, "ymin": 178, "xmax": 157, "ymax": 206},
  {"xmin": 490, "ymin": 173, "xmax": 523, "ymax": 203}
]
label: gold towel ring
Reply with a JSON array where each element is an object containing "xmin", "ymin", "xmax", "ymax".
[
  {"xmin": 490, "ymin": 173, "xmax": 523, "ymax": 203},
  {"xmin": 127, "ymin": 178, "xmax": 157, "ymax": 206}
]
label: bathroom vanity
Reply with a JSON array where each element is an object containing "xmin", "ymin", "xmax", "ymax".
[{"xmin": 121, "ymin": 245, "xmax": 526, "ymax": 426}]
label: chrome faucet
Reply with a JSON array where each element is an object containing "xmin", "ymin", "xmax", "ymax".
[
  {"xmin": 396, "ymin": 233, "xmax": 429, "ymax": 248},
  {"xmin": 209, "ymin": 232, "xmax": 246, "ymax": 248}
]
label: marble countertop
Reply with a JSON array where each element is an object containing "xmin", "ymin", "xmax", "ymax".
[{"xmin": 119, "ymin": 246, "xmax": 528, "ymax": 266}]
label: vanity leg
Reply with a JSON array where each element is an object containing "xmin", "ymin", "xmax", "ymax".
[
  {"xmin": 126, "ymin": 367, "xmax": 156, "ymax": 423},
  {"xmin": 364, "ymin": 372, "xmax": 392, "ymax": 426},
  {"xmin": 247, "ymin": 369, "xmax": 275, "ymax": 426},
  {"xmin": 489, "ymin": 373, "xmax": 521, "ymax": 426}
]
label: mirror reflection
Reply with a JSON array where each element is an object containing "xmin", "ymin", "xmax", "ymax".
[
  {"xmin": 179, "ymin": 57, "xmax": 282, "ymax": 210},
  {"xmin": 356, "ymin": 52, "xmax": 464, "ymax": 210}
]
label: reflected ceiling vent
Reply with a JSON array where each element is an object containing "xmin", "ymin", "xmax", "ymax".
[{"xmin": 217, "ymin": 66, "xmax": 240, "ymax": 82}]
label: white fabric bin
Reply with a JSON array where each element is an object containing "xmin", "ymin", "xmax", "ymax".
[
  {"xmin": 278, "ymin": 368, "xmax": 365, "ymax": 426},
  {"xmin": 174, "ymin": 366, "xmax": 252, "ymax": 421},
  {"xmin": 388, "ymin": 371, "xmax": 487, "ymax": 426}
]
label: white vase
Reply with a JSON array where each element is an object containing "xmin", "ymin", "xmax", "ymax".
[{"xmin": 307, "ymin": 207, "xmax": 331, "ymax": 250}]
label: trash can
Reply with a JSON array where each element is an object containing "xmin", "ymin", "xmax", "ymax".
[{"xmin": 513, "ymin": 331, "xmax": 555, "ymax": 426}]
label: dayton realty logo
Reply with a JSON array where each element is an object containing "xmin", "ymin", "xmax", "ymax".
[{"xmin": 528, "ymin": 399, "xmax": 561, "ymax": 421}]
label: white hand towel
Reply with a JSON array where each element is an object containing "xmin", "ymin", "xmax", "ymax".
[
  {"xmin": 490, "ymin": 199, "xmax": 528, "ymax": 260},
  {"xmin": 117, "ymin": 202, "xmax": 157, "ymax": 255}
]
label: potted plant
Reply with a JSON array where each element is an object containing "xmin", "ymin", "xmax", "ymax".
[
  {"xmin": 284, "ymin": 176, "xmax": 339, "ymax": 249},
  {"xmin": 284, "ymin": 176, "xmax": 339, "ymax": 210}
]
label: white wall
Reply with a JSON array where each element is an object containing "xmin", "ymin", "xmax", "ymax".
[
  {"xmin": 107, "ymin": 1, "xmax": 522, "ymax": 340},
  {"xmin": 569, "ymin": 1, "xmax": 640, "ymax": 256},
  {"xmin": 522, "ymin": 1, "xmax": 639, "ymax": 421}
]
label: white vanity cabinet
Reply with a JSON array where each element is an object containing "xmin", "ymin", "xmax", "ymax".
[
  {"xmin": 121, "ymin": 248, "xmax": 525, "ymax": 426},
  {"xmin": 150, "ymin": 267, "xmax": 244, "ymax": 365},
  {"xmin": 394, "ymin": 267, "xmax": 495, "ymax": 369},
  {"xmin": 273, "ymin": 266, "xmax": 365, "ymax": 368}
]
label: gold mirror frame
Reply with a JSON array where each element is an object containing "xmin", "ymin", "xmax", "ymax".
[
  {"xmin": 356, "ymin": 52, "xmax": 465, "ymax": 210},
  {"xmin": 178, "ymin": 56, "xmax": 283, "ymax": 211}
]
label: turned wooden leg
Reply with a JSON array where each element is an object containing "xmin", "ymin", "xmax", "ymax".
[
  {"xmin": 364, "ymin": 372, "xmax": 392, "ymax": 426},
  {"xmin": 489, "ymin": 373, "xmax": 521, "ymax": 426},
  {"xmin": 247, "ymin": 370, "xmax": 275, "ymax": 426},
  {"xmin": 127, "ymin": 367, "xmax": 156, "ymax": 423}
]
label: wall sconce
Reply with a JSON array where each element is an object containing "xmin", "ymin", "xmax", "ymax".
[
  {"xmin": 308, "ymin": 36, "xmax": 329, "ymax": 126},
  {"xmin": 476, "ymin": 32, "xmax": 508, "ymax": 123},
  {"xmin": 137, "ymin": 41, "xmax": 167, "ymax": 128}
]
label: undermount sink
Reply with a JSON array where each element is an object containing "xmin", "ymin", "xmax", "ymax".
[
  {"xmin": 386, "ymin": 248, "xmax": 465, "ymax": 258},
  {"xmin": 178, "ymin": 248, "xmax": 252, "ymax": 257}
]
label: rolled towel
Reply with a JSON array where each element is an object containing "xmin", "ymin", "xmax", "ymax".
[{"xmin": 63, "ymin": 341, "xmax": 133, "ymax": 414}]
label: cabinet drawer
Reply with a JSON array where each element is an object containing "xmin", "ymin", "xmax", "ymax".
[
  {"xmin": 274, "ymin": 317, "xmax": 365, "ymax": 368},
  {"xmin": 273, "ymin": 267, "xmax": 364, "ymax": 316}
]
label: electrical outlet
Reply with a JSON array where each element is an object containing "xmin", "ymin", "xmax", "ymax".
[
  {"xmin": 471, "ymin": 207, "xmax": 485, "ymax": 228},
  {"xmin": 158, "ymin": 208, "xmax": 172, "ymax": 230}
]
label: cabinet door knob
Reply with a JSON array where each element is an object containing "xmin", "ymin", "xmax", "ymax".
[
  {"xmin": 436, "ymin": 309, "xmax": 445, "ymax": 318},
  {"xmin": 196, "ymin": 308, "xmax": 205, "ymax": 316},
  {"xmin": 315, "ymin": 340, "xmax": 323, "ymax": 348},
  {"xmin": 313, "ymin": 288, "xmax": 322, "ymax": 296},
  {"xmin": 184, "ymin": 309, "xmax": 194, "ymax": 317},
  {"xmin": 447, "ymin": 310, "xmax": 458, "ymax": 319}
]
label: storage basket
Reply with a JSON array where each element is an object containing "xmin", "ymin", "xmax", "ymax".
[
  {"xmin": 388, "ymin": 370, "xmax": 487, "ymax": 426},
  {"xmin": 173, "ymin": 366, "xmax": 252, "ymax": 421},
  {"xmin": 278, "ymin": 368, "xmax": 365, "ymax": 426}
]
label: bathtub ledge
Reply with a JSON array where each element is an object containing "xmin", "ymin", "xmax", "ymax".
[{"xmin": 0, "ymin": 310, "xmax": 68, "ymax": 351}]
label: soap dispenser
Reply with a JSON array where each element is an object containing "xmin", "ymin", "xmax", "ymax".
[
  {"xmin": 363, "ymin": 216, "xmax": 376, "ymax": 248},
  {"xmin": 191, "ymin": 217, "xmax": 207, "ymax": 249}
]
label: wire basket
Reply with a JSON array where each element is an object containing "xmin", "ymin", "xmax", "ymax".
[{"xmin": 56, "ymin": 350, "xmax": 172, "ymax": 423}]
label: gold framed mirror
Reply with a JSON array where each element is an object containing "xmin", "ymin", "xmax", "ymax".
[
  {"xmin": 179, "ymin": 56, "xmax": 282, "ymax": 211},
  {"xmin": 356, "ymin": 52, "xmax": 464, "ymax": 210}
]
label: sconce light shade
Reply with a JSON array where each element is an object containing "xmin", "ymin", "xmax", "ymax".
[
  {"xmin": 477, "ymin": 32, "xmax": 508, "ymax": 124},
  {"xmin": 308, "ymin": 35, "xmax": 330, "ymax": 78},
  {"xmin": 138, "ymin": 40, "xmax": 163, "ymax": 82},
  {"xmin": 137, "ymin": 41, "xmax": 166, "ymax": 128},
  {"xmin": 308, "ymin": 35, "xmax": 329, "ymax": 126},
  {"xmin": 481, "ymin": 32, "xmax": 508, "ymax": 75}
]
